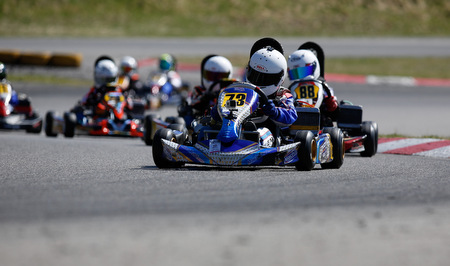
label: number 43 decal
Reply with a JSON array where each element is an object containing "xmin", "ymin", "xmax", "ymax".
[{"xmin": 222, "ymin": 93, "xmax": 246, "ymax": 107}]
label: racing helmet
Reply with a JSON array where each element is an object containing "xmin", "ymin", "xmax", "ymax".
[
  {"xmin": 201, "ymin": 55, "xmax": 233, "ymax": 90},
  {"xmin": 287, "ymin": 49, "xmax": 320, "ymax": 80},
  {"xmin": 0, "ymin": 62, "xmax": 6, "ymax": 80},
  {"xmin": 94, "ymin": 59, "xmax": 118, "ymax": 87},
  {"xmin": 119, "ymin": 56, "xmax": 137, "ymax": 75},
  {"xmin": 246, "ymin": 47, "xmax": 287, "ymax": 96},
  {"xmin": 159, "ymin": 53, "xmax": 176, "ymax": 71}
]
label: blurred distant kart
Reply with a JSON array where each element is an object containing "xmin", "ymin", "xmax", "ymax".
[
  {"xmin": 0, "ymin": 89, "xmax": 42, "ymax": 133},
  {"xmin": 45, "ymin": 91, "xmax": 143, "ymax": 138},
  {"xmin": 141, "ymin": 72, "xmax": 189, "ymax": 110},
  {"xmin": 152, "ymin": 82, "xmax": 344, "ymax": 170},
  {"xmin": 288, "ymin": 41, "xmax": 378, "ymax": 157}
]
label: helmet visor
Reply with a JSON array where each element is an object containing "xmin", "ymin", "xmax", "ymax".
[
  {"xmin": 246, "ymin": 66, "xmax": 284, "ymax": 87},
  {"xmin": 160, "ymin": 60, "xmax": 171, "ymax": 71},
  {"xmin": 288, "ymin": 65, "xmax": 315, "ymax": 80},
  {"xmin": 203, "ymin": 70, "xmax": 230, "ymax": 82}
]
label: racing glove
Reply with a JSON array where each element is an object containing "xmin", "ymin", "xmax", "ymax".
[
  {"xmin": 325, "ymin": 96, "xmax": 338, "ymax": 112},
  {"xmin": 261, "ymin": 99, "xmax": 278, "ymax": 119}
]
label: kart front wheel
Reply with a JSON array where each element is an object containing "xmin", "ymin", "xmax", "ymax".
[
  {"xmin": 144, "ymin": 114, "xmax": 159, "ymax": 146},
  {"xmin": 153, "ymin": 128, "xmax": 184, "ymax": 169},
  {"xmin": 361, "ymin": 121, "xmax": 378, "ymax": 157},
  {"xmin": 321, "ymin": 127, "xmax": 344, "ymax": 169},
  {"xmin": 63, "ymin": 112, "xmax": 76, "ymax": 138},
  {"xmin": 295, "ymin": 130, "xmax": 317, "ymax": 171},
  {"xmin": 45, "ymin": 111, "xmax": 57, "ymax": 137}
]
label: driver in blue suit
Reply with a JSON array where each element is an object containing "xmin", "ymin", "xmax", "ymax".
[{"xmin": 210, "ymin": 40, "xmax": 297, "ymax": 147}]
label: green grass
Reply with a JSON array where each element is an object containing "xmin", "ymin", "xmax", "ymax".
[{"xmin": 1, "ymin": 0, "xmax": 449, "ymax": 37}]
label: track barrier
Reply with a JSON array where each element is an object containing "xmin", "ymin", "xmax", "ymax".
[{"xmin": 0, "ymin": 50, "xmax": 82, "ymax": 67}]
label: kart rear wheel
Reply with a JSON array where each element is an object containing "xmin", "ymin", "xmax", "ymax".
[
  {"xmin": 153, "ymin": 128, "xmax": 184, "ymax": 169},
  {"xmin": 360, "ymin": 121, "xmax": 378, "ymax": 157},
  {"xmin": 63, "ymin": 112, "xmax": 76, "ymax": 138},
  {"xmin": 144, "ymin": 114, "xmax": 159, "ymax": 146},
  {"xmin": 294, "ymin": 130, "xmax": 316, "ymax": 171},
  {"xmin": 45, "ymin": 111, "xmax": 57, "ymax": 137},
  {"xmin": 321, "ymin": 127, "xmax": 345, "ymax": 169}
]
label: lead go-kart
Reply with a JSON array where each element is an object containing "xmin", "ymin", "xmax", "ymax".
[
  {"xmin": 45, "ymin": 91, "xmax": 144, "ymax": 138},
  {"xmin": 290, "ymin": 41, "xmax": 378, "ymax": 157},
  {"xmin": 0, "ymin": 84, "xmax": 42, "ymax": 133},
  {"xmin": 152, "ymin": 82, "xmax": 344, "ymax": 171}
]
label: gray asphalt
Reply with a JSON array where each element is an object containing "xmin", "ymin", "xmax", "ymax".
[
  {"xmin": 1, "ymin": 83, "xmax": 450, "ymax": 266},
  {"xmin": 1, "ymin": 38, "xmax": 450, "ymax": 266}
]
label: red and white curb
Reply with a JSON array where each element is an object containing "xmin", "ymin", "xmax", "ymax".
[{"xmin": 378, "ymin": 138, "xmax": 450, "ymax": 159}]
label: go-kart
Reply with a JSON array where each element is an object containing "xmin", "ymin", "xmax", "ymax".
[
  {"xmin": 289, "ymin": 41, "xmax": 378, "ymax": 157},
  {"xmin": 141, "ymin": 71, "xmax": 189, "ymax": 110},
  {"xmin": 45, "ymin": 91, "xmax": 143, "ymax": 138},
  {"xmin": 0, "ymin": 85, "xmax": 42, "ymax": 133},
  {"xmin": 152, "ymin": 82, "xmax": 344, "ymax": 171}
]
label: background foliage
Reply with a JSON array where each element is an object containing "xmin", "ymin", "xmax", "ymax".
[{"xmin": 1, "ymin": 0, "xmax": 449, "ymax": 37}]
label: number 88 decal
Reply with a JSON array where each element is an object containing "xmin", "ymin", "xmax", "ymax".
[{"xmin": 295, "ymin": 84, "xmax": 319, "ymax": 99}]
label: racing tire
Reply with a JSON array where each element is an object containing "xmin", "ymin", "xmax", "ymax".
[
  {"xmin": 153, "ymin": 128, "xmax": 184, "ymax": 169},
  {"xmin": 294, "ymin": 130, "xmax": 317, "ymax": 171},
  {"xmin": 25, "ymin": 112, "xmax": 42, "ymax": 134},
  {"xmin": 168, "ymin": 123, "xmax": 188, "ymax": 144},
  {"xmin": 144, "ymin": 114, "xmax": 159, "ymax": 146},
  {"xmin": 45, "ymin": 111, "xmax": 58, "ymax": 137},
  {"xmin": 321, "ymin": 127, "xmax": 345, "ymax": 169},
  {"xmin": 63, "ymin": 112, "xmax": 76, "ymax": 138},
  {"xmin": 26, "ymin": 119, "xmax": 42, "ymax": 134},
  {"xmin": 360, "ymin": 121, "xmax": 378, "ymax": 157}
]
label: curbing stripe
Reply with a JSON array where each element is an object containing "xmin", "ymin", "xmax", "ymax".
[{"xmin": 378, "ymin": 138, "xmax": 450, "ymax": 159}]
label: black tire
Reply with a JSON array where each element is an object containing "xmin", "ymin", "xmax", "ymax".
[
  {"xmin": 144, "ymin": 114, "xmax": 159, "ymax": 145},
  {"xmin": 360, "ymin": 121, "xmax": 378, "ymax": 157},
  {"xmin": 153, "ymin": 128, "xmax": 184, "ymax": 169},
  {"xmin": 45, "ymin": 111, "xmax": 57, "ymax": 137},
  {"xmin": 63, "ymin": 112, "xmax": 76, "ymax": 138},
  {"xmin": 321, "ymin": 127, "xmax": 345, "ymax": 169},
  {"xmin": 294, "ymin": 130, "xmax": 317, "ymax": 171},
  {"xmin": 26, "ymin": 115, "xmax": 42, "ymax": 134}
]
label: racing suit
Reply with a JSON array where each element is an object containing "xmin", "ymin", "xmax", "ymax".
[{"xmin": 210, "ymin": 86, "xmax": 298, "ymax": 147}]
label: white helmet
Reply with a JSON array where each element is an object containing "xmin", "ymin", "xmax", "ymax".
[
  {"xmin": 246, "ymin": 47, "xmax": 287, "ymax": 96},
  {"xmin": 201, "ymin": 55, "xmax": 233, "ymax": 90},
  {"xmin": 119, "ymin": 56, "xmax": 137, "ymax": 75},
  {"xmin": 287, "ymin": 49, "xmax": 320, "ymax": 80},
  {"xmin": 94, "ymin": 59, "xmax": 118, "ymax": 87}
]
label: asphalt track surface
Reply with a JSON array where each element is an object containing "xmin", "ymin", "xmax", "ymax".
[{"xmin": 1, "ymin": 38, "xmax": 450, "ymax": 266}]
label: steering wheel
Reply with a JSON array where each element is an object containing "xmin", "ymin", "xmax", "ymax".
[{"xmin": 254, "ymin": 86, "xmax": 268, "ymax": 106}]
